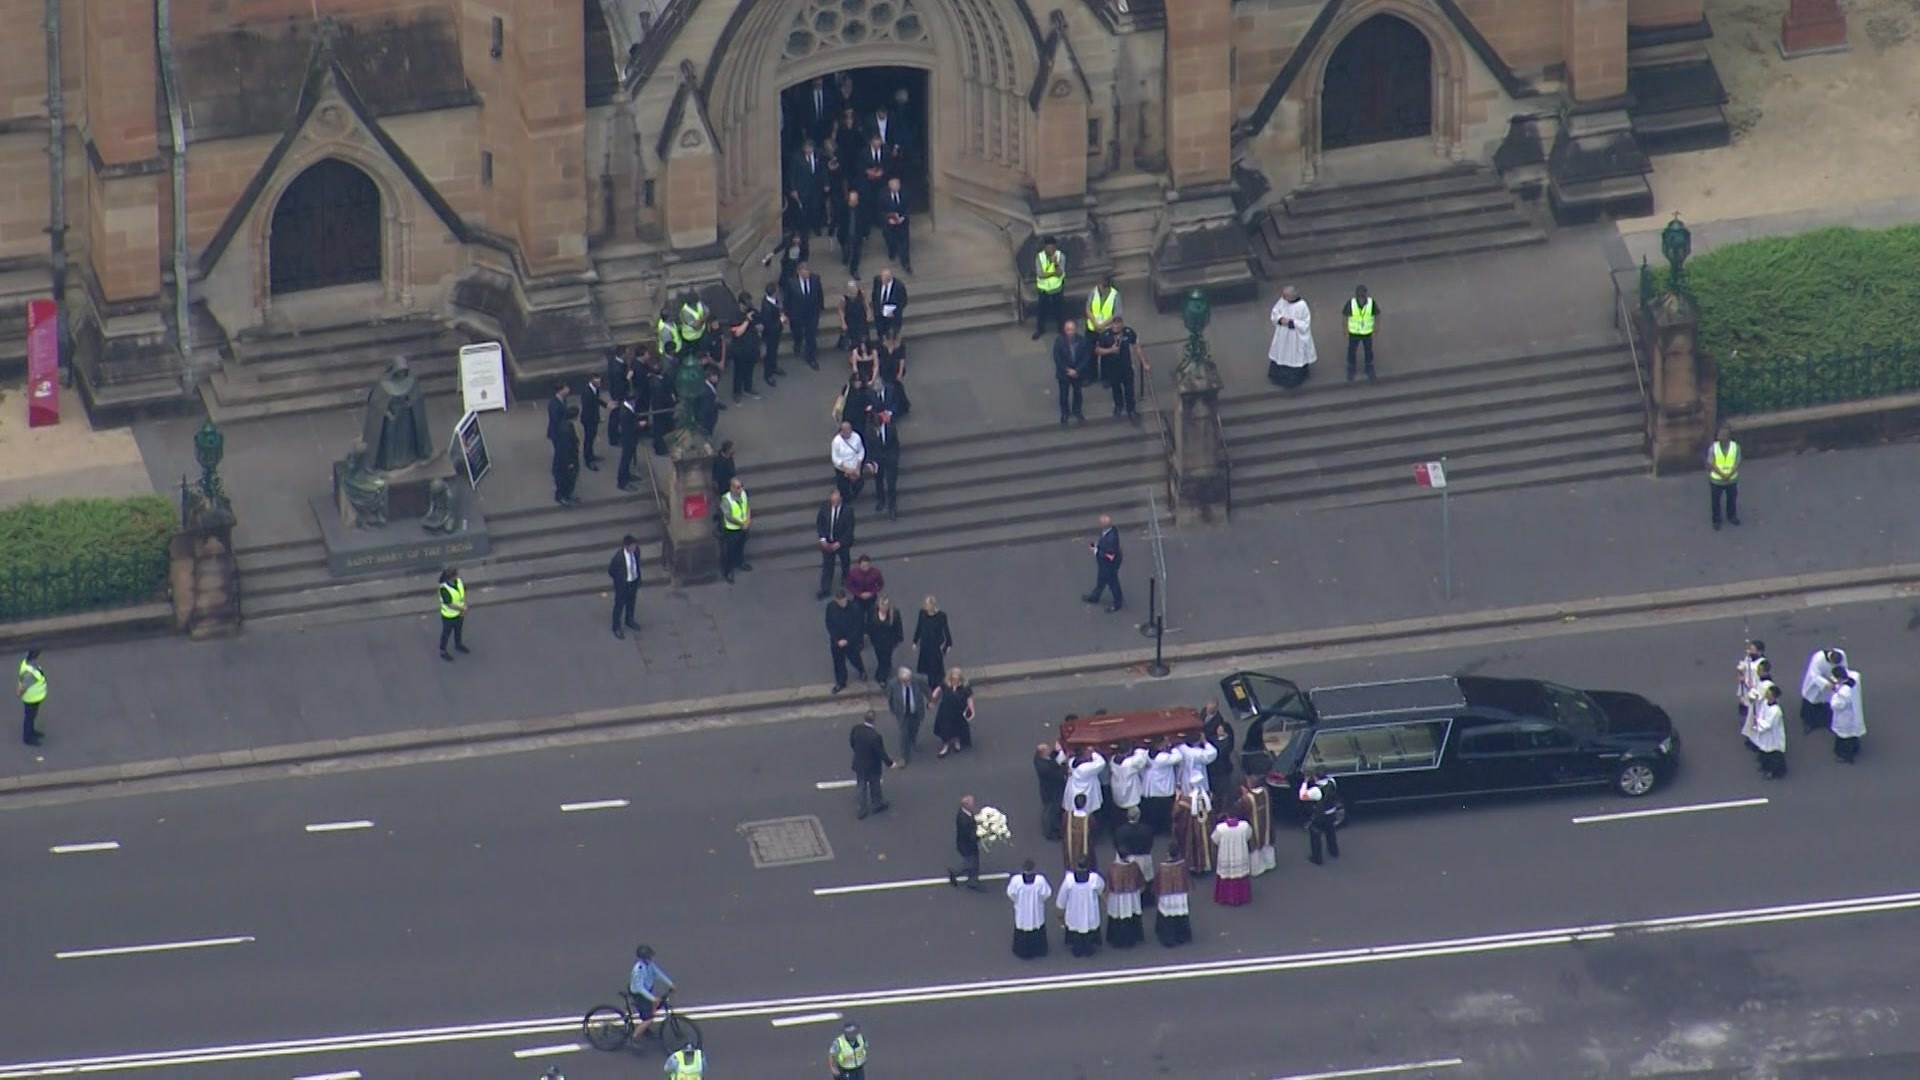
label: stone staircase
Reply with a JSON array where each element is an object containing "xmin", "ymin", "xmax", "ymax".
[
  {"xmin": 1219, "ymin": 333, "xmax": 1649, "ymax": 511},
  {"xmin": 1626, "ymin": 27, "xmax": 1732, "ymax": 155},
  {"xmin": 200, "ymin": 316, "xmax": 471, "ymax": 424},
  {"xmin": 1093, "ymin": 174, "xmax": 1167, "ymax": 283},
  {"xmin": 1250, "ymin": 166, "xmax": 1545, "ymax": 279}
]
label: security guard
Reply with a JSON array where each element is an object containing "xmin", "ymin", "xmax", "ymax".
[
  {"xmin": 828, "ymin": 1019, "xmax": 868, "ymax": 1079},
  {"xmin": 436, "ymin": 567, "xmax": 469, "ymax": 662},
  {"xmin": 1342, "ymin": 284, "xmax": 1378, "ymax": 382},
  {"xmin": 18, "ymin": 647, "xmax": 47, "ymax": 746},
  {"xmin": 719, "ymin": 476, "xmax": 752, "ymax": 584},
  {"xmin": 677, "ymin": 292, "xmax": 710, "ymax": 355},
  {"xmin": 666, "ymin": 1040, "xmax": 705, "ymax": 1078},
  {"xmin": 1709, "ymin": 424, "xmax": 1741, "ymax": 530},
  {"xmin": 1299, "ymin": 767, "xmax": 1342, "ymax": 865},
  {"xmin": 1085, "ymin": 274, "xmax": 1121, "ymax": 334},
  {"xmin": 1031, "ymin": 236, "xmax": 1066, "ymax": 340},
  {"xmin": 656, "ymin": 304, "xmax": 683, "ymax": 359}
]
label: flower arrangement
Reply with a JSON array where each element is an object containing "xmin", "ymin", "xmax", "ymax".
[{"xmin": 975, "ymin": 806, "xmax": 1012, "ymax": 850}]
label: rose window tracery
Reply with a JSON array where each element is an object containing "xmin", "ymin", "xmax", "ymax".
[{"xmin": 783, "ymin": 0, "xmax": 929, "ymax": 61}]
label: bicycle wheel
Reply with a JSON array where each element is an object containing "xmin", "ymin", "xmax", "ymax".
[
  {"xmin": 582, "ymin": 1005, "xmax": 633, "ymax": 1051},
  {"xmin": 661, "ymin": 1010, "xmax": 703, "ymax": 1051}
]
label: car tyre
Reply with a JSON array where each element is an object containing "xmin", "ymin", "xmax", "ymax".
[{"xmin": 1614, "ymin": 760, "xmax": 1659, "ymax": 797}]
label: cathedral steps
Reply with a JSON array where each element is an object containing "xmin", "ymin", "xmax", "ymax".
[
  {"xmin": 200, "ymin": 317, "xmax": 470, "ymax": 425},
  {"xmin": 1251, "ymin": 166, "xmax": 1545, "ymax": 279}
]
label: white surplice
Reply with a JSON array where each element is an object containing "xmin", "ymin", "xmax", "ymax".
[
  {"xmin": 1801, "ymin": 648, "xmax": 1844, "ymax": 704},
  {"xmin": 1058, "ymin": 750, "xmax": 1107, "ymax": 813},
  {"xmin": 1741, "ymin": 679, "xmax": 1774, "ymax": 746},
  {"xmin": 1056, "ymin": 872, "xmax": 1106, "ymax": 933},
  {"xmin": 1266, "ymin": 298, "xmax": 1316, "ymax": 369},
  {"xmin": 1108, "ymin": 747, "xmax": 1150, "ymax": 811},
  {"xmin": 1751, "ymin": 702, "xmax": 1787, "ymax": 754},
  {"xmin": 1830, "ymin": 673, "xmax": 1866, "ymax": 737},
  {"xmin": 1178, "ymin": 741, "xmax": 1218, "ymax": 797},
  {"xmin": 1211, "ymin": 819, "xmax": 1253, "ymax": 881},
  {"xmin": 1006, "ymin": 873, "xmax": 1053, "ymax": 931}
]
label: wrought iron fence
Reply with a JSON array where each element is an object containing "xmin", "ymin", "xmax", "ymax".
[
  {"xmin": 0, "ymin": 549, "xmax": 171, "ymax": 622},
  {"xmin": 1719, "ymin": 345, "xmax": 1920, "ymax": 418}
]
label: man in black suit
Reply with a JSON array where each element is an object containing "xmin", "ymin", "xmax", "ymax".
[
  {"xmin": 880, "ymin": 177, "xmax": 912, "ymax": 274},
  {"xmin": 948, "ymin": 794, "xmax": 983, "ymax": 889},
  {"xmin": 796, "ymin": 76, "xmax": 838, "ymax": 146},
  {"xmin": 545, "ymin": 381, "xmax": 572, "ymax": 442},
  {"xmin": 827, "ymin": 589, "xmax": 871, "ymax": 696},
  {"xmin": 1052, "ymin": 319, "xmax": 1090, "ymax": 425},
  {"xmin": 786, "ymin": 259, "xmax": 825, "ymax": 369},
  {"xmin": 871, "ymin": 268, "xmax": 907, "ymax": 341},
  {"xmin": 759, "ymin": 281, "xmax": 787, "ymax": 386},
  {"xmin": 691, "ymin": 369, "xmax": 721, "ymax": 436},
  {"xmin": 839, "ymin": 189, "xmax": 869, "ymax": 279},
  {"xmin": 868, "ymin": 408, "xmax": 901, "ymax": 520},
  {"xmin": 870, "ymin": 105, "xmax": 902, "ymax": 161},
  {"xmin": 1084, "ymin": 512, "xmax": 1124, "ymax": 613},
  {"xmin": 605, "ymin": 344, "xmax": 632, "ymax": 405},
  {"xmin": 848, "ymin": 709, "xmax": 896, "ymax": 818},
  {"xmin": 788, "ymin": 138, "xmax": 828, "ymax": 236},
  {"xmin": 611, "ymin": 393, "xmax": 643, "ymax": 492},
  {"xmin": 1035, "ymin": 741, "xmax": 1068, "ymax": 841},
  {"xmin": 859, "ymin": 132, "xmax": 890, "ymax": 202},
  {"xmin": 607, "ymin": 534, "xmax": 643, "ymax": 639},
  {"xmin": 551, "ymin": 404, "xmax": 581, "ymax": 507},
  {"xmin": 579, "ymin": 373, "xmax": 606, "ymax": 471},
  {"xmin": 815, "ymin": 489, "xmax": 856, "ymax": 600},
  {"xmin": 641, "ymin": 353, "xmax": 674, "ymax": 457}
]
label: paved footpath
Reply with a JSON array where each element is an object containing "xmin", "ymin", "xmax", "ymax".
[{"xmin": 7, "ymin": 432, "xmax": 1919, "ymax": 783}]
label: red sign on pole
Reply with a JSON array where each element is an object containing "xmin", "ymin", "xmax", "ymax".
[
  {"xmin": 25, "ymin": 298, "xmax": 59, "ymax": 427},
  {"xmin": 682, "ymin": 492, "xmax": 709, "ymax": 521},
  {"xmin": 1412, "ymin": 460, "xmax": 1448, "ymax": 489}
]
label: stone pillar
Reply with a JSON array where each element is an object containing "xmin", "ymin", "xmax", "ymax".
[
  {"xmin": 663, "ymin": 430, "xmax": 720, "ymax": 584},
  {"xmin": 509, "ymin": 0, "xmax": 591, "ymax": 277},
  {"xmin": 662, "ymin": 135, "xmax": 719, "ymax": 251},
  {"xmin": 169, "ymin": 507, "xmax": 241, "ymax": 639},
  {"xmin": 1564, "ymin": 0, "xmax": 1629, "ymax": 102},
  {"xmin": 1172, "ymin": 384, "xmax": 1230, "ymax": 522},
  {"xmin": 1779, "ymin": 0, "xmax": 1849, "ymax": 58},
  {"xmin": 1163, "ymin": 0, "xmax": 1232, "ymax": 190},
  {"xmin": 1647, "ymin": 293, "xmax": 1713, "ymax": 475},
  {"xmin": 1033, "ymin": 77, "xmax": 1089, "ymax": 204},
  {"xmin": 1547, "ymin": 0, "xmax": 1652, "ymax": 223}
]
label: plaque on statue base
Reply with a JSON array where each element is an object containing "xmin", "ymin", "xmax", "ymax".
[{"xmin": 310, "ymin": 482, "xmax": 492, "ymax": 578}]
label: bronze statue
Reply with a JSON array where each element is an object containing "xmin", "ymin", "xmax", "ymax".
[
  {"xmin": 359, "ymin": 358, "xmax": 434, "ymax": 471},
  {"xmin": 337, "ymin": 439, "xmax": 391, "ymax": 528},
  {"xmin": 421, "ymin": 478, "xmax": 456, "ymax": 534}
]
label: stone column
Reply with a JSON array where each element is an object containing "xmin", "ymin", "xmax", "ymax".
[
  {"xmin": 1548, "ymin": 0, "xmax": 1652, "ymax": 223},
  {"xmin": 1564, "ymin": 0, "xmax": 1629, "ymax": 102},
  {"xmin": 1033, "ymin": 77, "xmax": 1089, "ymax": 205},
  {"xmin": 1172, "ymin": 383, "xmax": 1229, "ymax": 522},
  {"xmin": 509, "ymin": 0, "xmax": 591, "ymax": 277},
  {"xmin": 1779, "ymin": 0, "xmax": 1849, "ymax": 57},
  {"xmin": 1149, "ymin": 0, "xmax": 1255, "ymax": 310},
  {"xmin": 663, "ymin": 430, "xmax": 720, "ymax": 584},
  {"xmin": 1648, "ymin": 293, "xmax": 1713, "ymax": 475},
  {"xmin": 662, "ymin": 132, "xmax": 719, "ymax": 251}
]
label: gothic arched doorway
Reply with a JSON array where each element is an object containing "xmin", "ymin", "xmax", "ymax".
[
  {"xmin": 1321, "ymin": 15, "xmax": 1433, "ymax": 150},
  {"xmin": 269, "ymin": 159, "xmax": 383, "ymax": 295}
]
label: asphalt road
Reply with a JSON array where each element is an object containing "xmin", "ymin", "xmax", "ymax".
[{"xmin": 7, "ymin": 597, "xmax": 1920, "ymax": 1079}]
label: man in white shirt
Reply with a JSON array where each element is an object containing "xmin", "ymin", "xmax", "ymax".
[
  {"xmin": 1056, "ymin": 863, "xmax": 1106, "ymax": 957},
  {"xmin": 831, "ymin": 421, "xmax": 868, "ymax": 502},
  {"xmin": 1142, "ymin": 741, "xmax": 1181, "ymax": 834},
  {"xmin": 1107, "ymin": 746, "xmax": 1150, "ymax": 827},
  {"xmin": 1177, "ymin": 736, "xmax": 1218, "ymax": 799},
  {"xmin": 1058, "ymin": 747, "xmax": 1107, "ymax": 814},
  {"xmin": 1266, "ymin": 285, "xmax": 1315, "ymax": 389}
]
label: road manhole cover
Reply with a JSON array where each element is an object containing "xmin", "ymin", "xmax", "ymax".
[{"xmin": 740, "ymin": 815, "xmax": 834, "ymax": 868}]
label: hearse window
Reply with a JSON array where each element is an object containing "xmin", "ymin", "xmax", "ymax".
[
  {"xmin": 1305, "ymin": 721, "xmax": 1447, "ymax": 774},
  {"xmin": 1457, "ymin": 728, "xmax": 1519, "ymax": 756},
  {"xmin": 1543, "ymin": 683, "xmax": 1603, "ymax": 737},
  {"xmin": 1518, "ymin": 722, "xmax": 1576, "ymax": 750}
]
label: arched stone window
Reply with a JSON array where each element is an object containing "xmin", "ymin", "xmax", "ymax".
[
  {"xmin": 269, "ymin": 158, "xmax": 383, "ymax": 294},
  {"xmin": 783, "ymin": 0, "xmax": 930, "ymax": 62}
]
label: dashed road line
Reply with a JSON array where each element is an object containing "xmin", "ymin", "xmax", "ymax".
[
  {"xmin": 559, "ymin": 799, "xmax": 630, "ymax": 813},
  {"xmin": 1572, "ymin": 797, "xmax": 1768, "ymax": 825},
  {"xmin": 1274, "ymin": 1059, "xmax": 1464, "ymax": 1080},
  {"xmin": 55, "ymin": 935, "xmax": 255, "ymax": 961},
  {"xmin": 814, "ymin": 873, "xmax": 1012, "ymax": 897},
  {"xmin": 304, "ymin": 820, "xmax": 376, "ymax": 834},
  {"xmin": 814, "ymin": 780, "xmax": 857, "ymax": 791},
  {"xmin": 49, "ymin": 841, "xmax": 121, "ymax": 854},
  {"xmin": 510, "ymin": 1043, "xmax": 582, "ymax": 1059},
  {"xmin": 769, "ymin": 1011, "xmax": 843, "ymax": 1028}
]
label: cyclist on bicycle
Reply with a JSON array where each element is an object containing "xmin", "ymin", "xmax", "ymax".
[{"xmin": 628, "ymin": 944, "xmax": 676, "ymax": 1040}]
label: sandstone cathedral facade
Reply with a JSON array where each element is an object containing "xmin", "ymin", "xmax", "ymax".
[{"xmin": 0, "ymin": 0, "xmax": 1728, "ymax": 421}]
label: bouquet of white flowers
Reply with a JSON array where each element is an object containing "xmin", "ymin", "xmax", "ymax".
[{"xmin": 975, "ymin": 806, "xmax": 1012, "ymax": 851}]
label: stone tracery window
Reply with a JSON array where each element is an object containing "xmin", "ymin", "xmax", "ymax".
[{"xmin": 783, "ymin": 0, "xmax": 930, "ymax": 61}]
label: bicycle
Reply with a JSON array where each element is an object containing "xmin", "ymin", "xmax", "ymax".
[{"xmin": 582, "ymin": 990, "xmax": 703, "ymax": 1053}]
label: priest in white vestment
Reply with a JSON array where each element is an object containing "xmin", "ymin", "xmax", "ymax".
[
  {"xmin": 1266, "ymin": 286, "xmax": 1316, "ymax": 388},
  {"xmin": 1211, "ymin": 815, "xmax": 1253, "ymax": 907},
  {"xmin": 1799, "ymin": 647, "xmax": 1845, "ymax": 734},
  {"xmin": 1056, "ymin": 865, "xmax": 1106, "ymax": 958},
  {"xmin": 1006, "ymin": 859, "xmax": 1053, "ymax": 960},
  {"xmin": 1828, "ymin": 666, "xmax": 1864, "ymax": 763}
]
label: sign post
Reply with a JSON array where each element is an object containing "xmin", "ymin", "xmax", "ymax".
[
  {"xmin": 452, "ymin": 411, "xmax": 492, "ymax": 491},
  {"xmin": 25, "ymin": 298, "xmax": 59, "ymax": 427},
  {"xmin": 1413, "ymin": 458, "xmax": 1451, "ymax": 599},
  {"xmin": 1142, "ymin": 485, "xmax": 1171, "ymax": 677},
  {"xmin": 458, "ymin": 342, "xmax": 508, "ymax": 416}
]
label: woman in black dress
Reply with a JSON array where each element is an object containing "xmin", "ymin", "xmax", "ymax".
[
  {"xmin": 838, "ymin": 281, "xmax": 869, "ymax": 351},
  {"xmin": 931, "ymin": 666, "xmax": 974, "ymax": 757},
  {"xmin": 866, "ymin": 594, "xmax": 904, "ymax": 686},
  {"xmin": 913, "ymin": 594, "xmax": 952, "ymax": 687},
  {"xmin": 876, "ymin": 331, "xmax": 906, "ymax": 385},
  {"xmin": 848, "ymin": 338, "xmax": 878, "ymax": 386}
]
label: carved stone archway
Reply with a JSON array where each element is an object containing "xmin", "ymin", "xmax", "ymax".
[
  {"xmin": 704, "ymin": 0, "xmax": 1039, "ymax": 235},
  {"xmin": 1295, "ymin": 0, "xmax": 1469, "ymax": 183}
]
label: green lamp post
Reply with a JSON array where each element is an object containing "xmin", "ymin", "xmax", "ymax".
[
  {"xmin": 193, "ymin": 418, "xmax": 226, "ymax": 503},
  {"xmin": 1661, "ymin": 213, "xmax": 1692, "ymax": 289}
]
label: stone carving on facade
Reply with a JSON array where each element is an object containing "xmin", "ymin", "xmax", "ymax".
[{"xmin": 783, "ymin": 0, "xmax": 930, "ymax": 61}]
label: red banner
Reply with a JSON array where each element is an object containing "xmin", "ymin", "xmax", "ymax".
[
  {"xmin": 682, "ymin": 492, "xmax": 709, "ymax": 521},
  {"xmin": 26, "ymin": 298, "xmax": 58, "ymax": 427}
]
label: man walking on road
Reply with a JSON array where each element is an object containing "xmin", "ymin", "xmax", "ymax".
[
  {"xmin": 436, "ymin": 568, "xmax": 469, "ymax": 662},
  {"xmin": 826, "ymin": 588, "xmax": 870, "ymax": 693},
  {"xmin": 18, "ymin": 647, "xmax": 47, "ymax": 746},
  {"xmin": 949, "ymin": 794, "xmax": 983, "ymax": 889},
  {"xmin": 888, "ymin": 665, "xmax": 931, "ymax": 764},
  {"xmin": 607, "ymin": 534, "xmax": 643, "ymax": 639},
  {"xmin": 848, "ymin": 712, "xmax": 896, "ymax": 819},
  {"xmin": 1709, "ymin": 424, "xmax": 1741, "ymax": 530},
  {"xmin": 1343, "ymin": 285, "xmax": 1378, "ymax": 382},
  {"xmin": 1084, "ymin": 513, "xmax": 1124, "ymax": 612}
]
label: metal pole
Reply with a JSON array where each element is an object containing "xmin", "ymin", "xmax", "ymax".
[
  {"xmin": 1440, "ymin": 456, "xmax": 1452, "ymax": 601},
  {"xmin": 44, "ymin": 0, "xmax": 70, "ymax": 384},
  {"xmin": 1146, "ymin": 577, "xmax": 1169, "ymax": 678}
]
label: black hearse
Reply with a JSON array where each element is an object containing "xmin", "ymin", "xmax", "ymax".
[{"xmin": 1223, "ymin": 671, "xmax": 1680, "ymax": 815}]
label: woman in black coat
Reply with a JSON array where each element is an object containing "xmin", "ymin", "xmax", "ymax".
[
  {"xmin": 867, "ymin": 594, "xmax": 905, "ymax": 686},
  {"xmin": 912, "ymin": 594, "xmax": 952, "ymax": 687}
]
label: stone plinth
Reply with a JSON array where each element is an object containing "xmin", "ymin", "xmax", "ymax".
[
  {"xmin": 1648, "ymin": 292, "xmax": 1714, "ymax": 475},
  {"xmin": 311, "ymin": 478, "xmax": 491, "ymax": 578},
  {"xmin": 1778, "ymin": 0, "xmax": 1849, "ymax": 57},
  {"xmin": 1171, "ymin": 384, "xmax": 1230, "ymax": 521},
  {"xmin": 664, "ymin": 432, "xmax": 720, "ymax": 584},
  {"xmin": 169, "ymin": 516, "xmax": 241, "ymax": 639}
]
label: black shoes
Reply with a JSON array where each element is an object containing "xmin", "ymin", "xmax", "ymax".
[
  {"xmin": 1105, "ymin": 605, "xmax": 1122, "ymax": 614},
  {"xmin": 832, "ymin": 683, "xmax": 847, "ymax": 694},
  {"xmin": 585, "ymin": 461, "xmax": 600, "ymax": 471},
  {"xmin": 625, "ymin": 620, "xmax": 641, "ymax": 631},
  {"xmin": 1082, "ymin": 593, "xmax": 1100, "ymax": 603},
  {"xmin": 613, "ymin": 627, "xmax": 625, "ymax": 640},
  {"xmin": 24, "ymin": 732, "xmax": 44, "ymax": 746}
]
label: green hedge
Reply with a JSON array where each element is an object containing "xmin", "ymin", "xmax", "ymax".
[
  {"xmin": 1655, "ymin": 225, "xmax": 1920, "ymax": 415},
  {"xmin": 0, "ymin": 495, "xmax": 174, "ymax": 621}
]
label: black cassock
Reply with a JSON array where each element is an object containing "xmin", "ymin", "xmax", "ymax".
[{"xmin": 360, "ymin": 364, "xmax": 434, "ymax": 470}]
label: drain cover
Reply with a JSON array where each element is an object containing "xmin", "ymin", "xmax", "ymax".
[{"xmin": 740, "ymin": 815, "xmax": 834, "ymax": 868}]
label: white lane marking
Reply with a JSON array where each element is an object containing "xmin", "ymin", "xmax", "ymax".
[
  {"xmin": 509, "ymin": 1043, "xmax": 582, "ymax": 1059},
  {"xmin": 54, "ymin": 936, "xmax": 255, "ymax": 961},
  {"xmin": 769, "ymin": 1011, "xmax": 843, "ymax": 1028},
  {"xmin": 1572, "ymin": 797, "xmax": 1769, "ymax": 825},
  {"xmin": 49, "ymin": 841, "xmax": 120, "ymax": 854},
  {"xmin": 814, "ymin": 780, "xmax": 856, "ymax": 791},
  {"xmin": 304, "ymin": 821, "xmax": 375, "ymax": 834},
  {"xmin": 1275, "ymin": 1059, "xmax": 1464, "ymax": 1080},
  {"xmin": 293, "ymin": 1071, "xmax": 363, "ymax": 1080},
  {"xmin": 559, "ymin": 799, "xmax": 630, "ymax": 813},
  {"xmin": 12, "ymin": 888, "xmax": 1920, "ymax": 1076},
  {"xmin": 815, "ymin": 873, "xmax": 1012, "ymax": 896}
]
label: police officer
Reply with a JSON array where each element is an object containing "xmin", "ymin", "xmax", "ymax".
[
  {"xmin": 1299, "ymin": 767, "xmax": 1342, "ymax": 865},
  {"xmin": 1032, "ymin": 236, "xmax": 1066, "ymax": 340},
  {"xmin": 828, "ymin": 1019, "xmax": 868, "ymax": 1079},
  {"xmin": 656, "ymin": 303, "xmax": 683, "ymax": 360},
  {"xmin": 1085, "ymin": 274, "xmax": 1121, "ymax": 334},
  {"xmin": 666, "ymin": 1039, "xmax": 705, "ymax": 1078},
  {"xmin": 436, "ymin": 568, "xmax": 469, "ymax": 662},
  {"xmin": 1342, "ymin": 284, "xmax": 1378, "ymax": 382},
  {"xmin": 18, "ymin": 647, "xmax": 47, "ymax": 746},
  {"xmin": 1709, "ymin": 424, "xmax": 1741, "ymax": 530},
  {"xmin": 719, "ymin": 476, "xmax": 752, "ymax": 584},
  {"xmin": 1097, "ymin": 317, "xmax": 1139, "ymax": 421},
  {"xmin": 677, "ymin": 291, "xmax": 710, "ymax": 358}
]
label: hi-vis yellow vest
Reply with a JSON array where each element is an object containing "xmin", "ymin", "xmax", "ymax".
[
  {"xmin": 1035, "ymin": 251, "xmax": 1064, "ymax": 293},
  {"xmin": 679, "ymin": 302, "xmax": 708, "ymax": 340},
  {"xmin": 1086, "ymin": 287, "xmax": 1117, "ymax": 330},
  {"xmin": 721, "ymin": 491, "xmax": 750, "ymax": 530},
  {"xmin": 667, "ymin": 1048, "xmax": 705, "ymax": 1078},
  {"xmin": 438, "ymin": 580, "xmax": 465, "ymax": 619},
  {"xmin": 833, "ymin": 1034, "xmax": 868, "ymax": 1069},
  {"xmin": 1709, "ymin": 441, "xmax": 1740, "ymax": 484},
  {"xmin": 18, "ymin": 659, "xmax": 46, "ymax": 704},
  {"xmin": 1347, "ymin": 299, "xmax": 1374, "ymax": 335},
  {"xmin": 657, "ymin": 317, "xmax": 682, "ymax": 353}
]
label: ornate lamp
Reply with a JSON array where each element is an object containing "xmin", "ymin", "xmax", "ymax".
[
  {"xmin": 193, "ymin": 419, "xmax": 226, "ymax": 501},
  {"xmin": 1661, "ymin": 213, "xmax": 1692, "ymax": 286}
]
